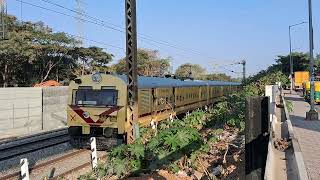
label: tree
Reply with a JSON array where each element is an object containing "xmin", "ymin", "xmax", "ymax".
[
  {"xmin": 0, "ymin": 16, "xmax": 36, "ymax": 87},
  {"xmin": 0, "ymin": 15, "xmax": 114, "ymax": 87},
  {"xmin": 204, "ymin": 73, "xmax": 233, "ymax": 81},
  {"xmin": 175, "ymin": 63, "xmax": 206, "ymax": 80},
  {"xmin": 70, "ymin": 46, "xmax": 113, "ymax": 76},
  {"xmin": 113, "ymin": 49, "xmax": 171, "ymax": 76},
  {"xmin": 271, "ymin": 52, "xmax": 310, "ymax": 76}
]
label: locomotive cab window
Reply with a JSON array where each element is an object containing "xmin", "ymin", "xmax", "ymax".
[{"xmin": 74, "ymin": 89, "xmax": 118, "ymax": 106}]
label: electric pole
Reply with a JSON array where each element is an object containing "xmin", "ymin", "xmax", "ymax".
[
  {"xmin": 75, "ymin": 0, "xmax": 84, "ymax": 43},
  {"xmin": 125, "ymin": 0, "xmax": 139, "ymax": 143},
  {"xmin": 241, "ymin": 60, "xmax": 246, "ymax": 83},
  {"xmin": 306, "ymin": 0, "xmax": 318, "ymax": 120},
  {"xmin": 0, "ymin": 0, "xmax": 7, "ymax": 40}
]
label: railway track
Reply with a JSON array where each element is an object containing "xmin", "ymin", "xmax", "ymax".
[
  {"xmin": 0, "ymin": 128, "xmax": 69, "ymax": 162},
  {"xmin": 0, "ymin": 149, "xmax": 108, "ymax": 180},
  {"xmin": 0, "ymin": 128, "xmax": 108, "ymax": 180}
]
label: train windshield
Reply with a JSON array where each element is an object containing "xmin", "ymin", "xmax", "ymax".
[{"xmin": 75, "ymin": 89, "xmax": 118, "ymax": 106}]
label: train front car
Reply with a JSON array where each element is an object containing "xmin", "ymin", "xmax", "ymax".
[{"xmin": 67, "ymin": 73, "xmax": 127, "ymax": 148}]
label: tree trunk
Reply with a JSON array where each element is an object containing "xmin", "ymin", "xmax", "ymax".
[
  {"xmin": 41, "ymin": 64, "xmax": 54, "ymax": 83},
  {"xmin": 2, "ymin": 64, "xmax": 8, "ymax": 87},
  {"xmin": 81, "ymin": 59, "xmax": 85, "ymax": 76}
]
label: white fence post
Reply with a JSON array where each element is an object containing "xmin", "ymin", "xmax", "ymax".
[
  {"xmin": 90, "ymin": 137, "xmax": 98, "ymax": 169},
  {"xmin": 20, "ymin": 158, "xmax": 29, "ymax": 180},
  {"xmin": 265, "ymin": 85, "xmax": 277, "ymax": 123},
  {"xmin": 169, "ymin": 113, "xmax": 174, "ymax": 122}
]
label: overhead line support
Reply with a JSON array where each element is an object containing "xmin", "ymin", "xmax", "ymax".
[
  {"xmin": 125, "ymin": 0, "xmax": 138, "ymax": 143},
  {"xmin": 0, "ymin": 0, "xmax": 7, "ymax": 40}
]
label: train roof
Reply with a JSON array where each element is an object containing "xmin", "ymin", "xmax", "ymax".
[{"xmin": 116, "ymin": 74, "xmax": 241, "ymax": 88}]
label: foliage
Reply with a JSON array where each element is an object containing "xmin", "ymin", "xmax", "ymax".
[
  {"xmin": 175, "ymin": 63, "xmax": 206, "ymax": 79},
  {"xmin": 272, "ymin": 52, "xmax": 313, "ymax": 76},
  {"xmin": 285, "ymin": 100, "xmax": 294, "ymax": 113},
  {"xmin": 106, "ymin": 142, "xmax": 145, "ymax": 178},
  {"xmin": 204, "ymin": 73, "xmax": 240, "ymax": 82},
  {"xmin": 245, "ymin": 71, "xmax": 289, "ymax": 96},
  {"xmin": 112, "ymin": 48, "xmax": 171, "ymax": 76},
  {"xmin": 0, "ymin": 15, "xmax": 113, "ymax": 87}
]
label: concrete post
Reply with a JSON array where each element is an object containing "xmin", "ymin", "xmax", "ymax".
[
  {"xmin": 20, "ymin": 158, "xmax": 29, "ymax": 180},
  {"xmin": 90, "ymin": 137, "xmax": 98, "ymax": 169},
  {"xmin": 265, "ymin": 85, "xmax": 276, "ymax": 123}
]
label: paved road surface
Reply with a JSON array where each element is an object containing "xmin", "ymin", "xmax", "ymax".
[{"xmin": 285, "ymin": 92, "xmax": 320, "ymax": 180}]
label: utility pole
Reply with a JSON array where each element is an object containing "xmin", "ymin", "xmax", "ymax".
[
  {"xmin": 75, "ymin": 0, "xmax": 84, "ymax": 43},
  {"xmin": 306, "ymin": 0, "xmax": 318, "ymax": 120},
  {"xmin": 241, "ymin": 60, "xmax": 246, "ymax": 83},
  {"xmin": 289, "ymin": 26, "xmax": 293, "ymax": 93},
  {"xmin": 0, "ymin": 0, "xmax": 7, "ymax": 40},
  {"xmin": 289, "ymin": 22, "xmax": 307, "ymax": 93},
  {"xmin": 76, "ymin": 0, "xmax": 85, "ymax": 75},
  {"xmin": 125, "ymin": 0, "xmax": 139, "ymax": 143}
]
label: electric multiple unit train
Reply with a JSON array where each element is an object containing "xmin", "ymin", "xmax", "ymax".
[{"xmin": 67, "ymin": 72, "xmax": 241, "ymax": 147}]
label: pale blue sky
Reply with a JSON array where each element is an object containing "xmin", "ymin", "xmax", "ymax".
[{"xmin": 7, "ymin": 0, "xmax": 320, "ymax": 77}]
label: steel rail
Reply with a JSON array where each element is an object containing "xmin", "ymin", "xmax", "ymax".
[
  {"xmin": 0, "ymin": 149, "xmax": 88, "ymax": 180},
  {"xmin": 0, "ymin": 128, "xmax": 69, "ymax": 161}
]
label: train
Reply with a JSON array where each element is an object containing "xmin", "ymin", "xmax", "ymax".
[{"xmin": 67, "ymin": 72, "xmax": 241, "ymax": 148}]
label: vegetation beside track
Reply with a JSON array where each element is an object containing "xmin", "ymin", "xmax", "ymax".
[{"xmin": 79, "ymin": 70, "xmax": 289, "ymax": 180}]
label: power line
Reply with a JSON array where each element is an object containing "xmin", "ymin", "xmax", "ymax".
[
  {"xmin": 37, "ymin": 0, "xmax": 212, "ymax": 58},
  {"xmin": 220, "ymin": 66, "xmax": 242, "ymax": 74},
  {"xmin": 15, "ymin": 0, "xmax": 126, "ymax": 33},
  {"xmin": 15, "ymin": 0, "xmax": 236, "ymax": 68},
  {"xmin": 13, "ymin": 0, "xmax": 197, "ymax": 62},
  {"xmin": 65, "ymin": 33, "xmax": 125, "ymax": 51},
  {"xmin": 40, "ymin": 0, "xmax": 123, "ymax": 31}
]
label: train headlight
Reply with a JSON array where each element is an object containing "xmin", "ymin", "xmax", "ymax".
[
  {"xmin": 82, "ymin": 111, "xmax": 90, "ymax": 119},
  {"xmin": 91, "ymin": 72, "xmax": 102, "ymax": 83}
]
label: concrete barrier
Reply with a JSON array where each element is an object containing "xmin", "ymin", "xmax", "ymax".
[
  {"xmin": 42, "ymin": 87, "xmax": 68, "ymax": 130},
  {"xmin": 264, "ymin": 85, "xmax": 309, "ymax": 180},
  {"xmin": 0, "ymin": 87, "xmax": 68, "ymax": 138}
]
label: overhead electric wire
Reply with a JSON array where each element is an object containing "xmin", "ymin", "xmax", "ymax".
[
  {"xmin": 39, "ymin": 0, "xmax": 123, "ymax": 32},
  {"xmin": 36, "ymin": 0, "xmax": 212, "ymax": 58},
  {"xmin": 65, "ymin": 32, "xmax": 125, "ymax": 51},
  {"xmin": 15, "ymin": 0, "xmax": 241, "ymax": 72},
  {"xmin": 211, "ymin": 61, "xmax": 243, "ymax": 74},
  {"xmin": 220, "ymin": 66, "xmax": 242, "ymax": 74},
  {"xmin": 13, "ymin": 0, "xmax": 204, "ymax": 65},
  {"xmin": 15, "ymin": 0, "xmax": 126, "ymax": 33}
]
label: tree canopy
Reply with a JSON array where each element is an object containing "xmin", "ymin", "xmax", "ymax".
[
  {"xmin": 113, "ymin": 49, "xmax": 171, "ymax": 76},
  {"xmin": 0, "ymin": 15, "xmax": 113, "ymax": 87},
  {"xmin": 175, "ymin": 63, "xmax": 206, "ymax": 79}
]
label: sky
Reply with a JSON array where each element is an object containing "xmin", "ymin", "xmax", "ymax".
[{"xmin": 7, "ymin": 0, "xmax": 320, "ymax": 78}]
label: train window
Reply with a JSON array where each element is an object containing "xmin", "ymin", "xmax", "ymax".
[
  {"xmin": 75, "ymin": 89, "xmax": 118, "ymax": 106},
  {"xmin": 102, "ymin": 86, "xmax": 116, "ymax": 89},
  {"xmin": 78, "ymin": 86, "xmax": 92, "ymax": 89}
]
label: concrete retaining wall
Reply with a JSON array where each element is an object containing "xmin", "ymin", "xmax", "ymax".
[
  {"xmin": 0, "ymin": 87, "xmax": 68, "ymax": 137},
  {"xmin": 42, "ymin": 87, "xmax": 68, "ymax": 130}
]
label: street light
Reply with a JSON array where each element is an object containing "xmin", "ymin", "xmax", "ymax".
[
  {"xmin": 306, "ymin": 0, "xmax": 318, "ymax": 120},
  {"xmin": 289, "ymin": 21, "xmax": 307, "ymax": 93}
]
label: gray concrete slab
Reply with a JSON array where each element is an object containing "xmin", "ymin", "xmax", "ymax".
[{"xmin": 0, "ymin": 87, "xmax": 68, "ymax": 138}]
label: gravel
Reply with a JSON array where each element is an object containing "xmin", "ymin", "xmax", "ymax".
[{"xmin": 0, "ymin": 142, "xmax": 73, "ymax": 177}]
